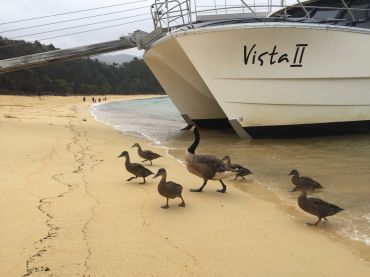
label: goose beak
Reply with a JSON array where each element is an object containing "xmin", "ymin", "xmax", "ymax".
[
  {"xmin": 153, "ymin": 172, "xmax": 160, "ymax": 178},
  {"xmin": 117, "ymin": 153, "xmax": 123, "ymax": 158}
]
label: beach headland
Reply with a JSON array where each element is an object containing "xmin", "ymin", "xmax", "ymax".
[{"xmin": 0, "ymin": 94, "xmax": 369, "ymax": 276}]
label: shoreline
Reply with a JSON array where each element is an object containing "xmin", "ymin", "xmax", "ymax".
[
  {"xmin": 0, "ymin": 95, "xmax": 369, "ymax": 276},
  {"xmin": 94, "ymin": 95, "xmax": 370, "ymax": 263}
]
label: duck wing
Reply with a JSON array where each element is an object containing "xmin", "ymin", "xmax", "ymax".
[
  {"xmin": 307, "ymin": 197, "xmax": 344, "ymax": 217},
  {"xmin": 164, "ymin": 181, "xmax": 183, "ymax": 198},
  {"xmin": 299, "ymin": 176, "xmax": 323, "ymax": 189},
  {"xmin": 131, "ymin": 163, "xmax": 154, "ymax": 176},
  {"xmin": 143, "ymin": 149, "xmax": 162, "ymax": 159}
]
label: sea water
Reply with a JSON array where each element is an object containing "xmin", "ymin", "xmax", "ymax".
[{"xmin": 91, "ymin": 96, "xmax": 370, "ymax": 258}]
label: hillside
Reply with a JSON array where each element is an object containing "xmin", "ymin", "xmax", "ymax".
[
  {"xmin": 0, "ymin": 37, "xmax": 163, "ymax": 95},
  {"xmin": 94, "ymin": 52, "xmax": 136, "ymax": 65}
]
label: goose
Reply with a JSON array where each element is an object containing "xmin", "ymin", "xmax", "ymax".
[
  {"xmin": 153, "ymin": 168, "xmax": 185, "ymax": 209},
  {"xmin": 288, "ymin": 169, "xmax": 323, "ymax": 192},
  {"xmin": 117, "ymin": 151, "xmax": 153, "ymax": 184},
  {"xmin": 131, "ymin": 143, "xmax": 162, "ymax": 165},
  {"xmin": 222, "ymin": 155, "xmax": 252, "ymax": 181},
  {"xmin": 185, "ymin": 126, "xmax": 235, "ymax": 193},
  {"xmin": 292, "ymin": 186, "xmax": 344, "ymax": 226}
]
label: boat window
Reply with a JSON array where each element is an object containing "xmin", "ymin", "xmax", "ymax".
[
  {"xmin": 355, "ymin": 20, "xmax": 370, "ymax": 26},
  {"xmin": 311, "ymin": 8, "xmax": 343, "ymax": 19},
  {"xmin": 342, "ymin": 0, "xmax": 369, "ymax": 20}
]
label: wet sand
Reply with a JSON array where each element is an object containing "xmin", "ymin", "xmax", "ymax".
[{"xmin": 0, "ymin": 95, "xmax": 369, "ymax": 276}]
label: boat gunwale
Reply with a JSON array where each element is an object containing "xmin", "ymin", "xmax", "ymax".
[{"xmin": 148, "ymin": 21, "xmax": 370, "ymax": 49}]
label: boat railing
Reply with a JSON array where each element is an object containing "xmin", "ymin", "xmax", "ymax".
[
  {"xmin": 150, "ymin": 0, "xmax": 370, "ymax": 30},
  {"xmin": 150, "ymin": 0, "xmax": 286, "ymax": 29}
]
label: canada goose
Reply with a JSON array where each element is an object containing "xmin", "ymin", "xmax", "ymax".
[
  {"xmin": 288, "ymin": 169, "xmax": 323, "ymax": 192},
  {"xmin": 293, "ymin": 186, "xmax": 344, "ymax": 226},
  {"xmin": 117, "ymin": 151, "xmax": 153, "ymax": 184},
  {"xmin": 222, "ymin": 155, "xmax": 252, "ymax": 181},
  {"xmin": 185, "ymin": 126, "xmax": 235, "ymax": 193},
  {"xmin": 153, "ymin": 168, "xmax": 185, "ymax": 209},
  {"xmin": 131, "ymin": 143, "xmax": 162, "ymax": 165}
]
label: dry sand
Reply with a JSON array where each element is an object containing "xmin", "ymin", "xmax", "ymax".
[{"xmin": 0, "ymin": 94, "xmax": 369, "ymax": 277}]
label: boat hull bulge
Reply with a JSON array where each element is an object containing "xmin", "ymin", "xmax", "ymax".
[
  {"xmin": 170, "ymin": 23, "xmax": 370, "ymax": 138},
  {"xmin": 144, "ymin": 36, "xmax": 229, "ymax": 128}
]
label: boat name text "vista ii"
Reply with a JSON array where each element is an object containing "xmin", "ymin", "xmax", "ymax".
[{"xmin": 243, "ymin": 44, "xmax": 308, "ymax": 67}]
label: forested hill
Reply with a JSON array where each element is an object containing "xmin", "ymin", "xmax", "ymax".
[{"xmin": 0, "ymin": 37, "xmax": 163, "ymax": 95}]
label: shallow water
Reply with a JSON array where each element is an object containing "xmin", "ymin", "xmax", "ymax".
[{"xmin": 91, "ymin": 96, "xmax": 370, "ymax": 255}]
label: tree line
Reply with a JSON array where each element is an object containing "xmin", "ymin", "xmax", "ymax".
[{"xmin": 0, "ymin": 36, "xmax": 164, "ymax": 95}]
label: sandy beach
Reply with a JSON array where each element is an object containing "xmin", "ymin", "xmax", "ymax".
[{"xmin": 0, "ymin": 95, "xmax": 369, "ymax": 277}]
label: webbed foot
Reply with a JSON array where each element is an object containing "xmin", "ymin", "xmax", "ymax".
[
  {"xmin": 161, "ymin": 205, "xmax": 169, "ymax": 209},
  {"xmin": 190, "ymin": 188, "xmax": 203, "ymax": 192}
]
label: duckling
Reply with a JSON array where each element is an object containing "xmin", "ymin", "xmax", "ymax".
[
  {"xmin": 288, "ymin": 169, "xmax": 323, "ymax": 192},
  {"xmin": 131, "ymin": 143, "xmax": 162, "ymax": 165},
  {"xmin": 185, "ymin": 126, "xmax": 235, "ymax": 193},
  {"xmin": 153, "ymin": 168, "xmax": 185, "ymax": 209},
  {"xmin": 222, "ymin": 155, "xmax": 252, "ymax": 181},
  {"xmin": 117, "ymin": 151, "xmax": 153, "ymax": 184},
  {"xmin": 293, "ymin": 186, "xmax": 344, "ymax": 226}
]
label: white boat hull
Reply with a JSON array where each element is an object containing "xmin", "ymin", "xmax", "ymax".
[
  {"xmin": 144, "ymin": 36, "xmax": 228, "ymax": 128},
  {"xmin": 164, "ymin": 23, "xmax": 370, "ymax": 137}
]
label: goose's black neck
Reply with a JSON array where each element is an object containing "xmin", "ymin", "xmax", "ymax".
[
  {"xmin": 187, "ymin": 127, "xmax": 200, "ymax": 154},
  {"xmin": 299, "ymin": 190, "xmax": 307, "ymax": 199}
]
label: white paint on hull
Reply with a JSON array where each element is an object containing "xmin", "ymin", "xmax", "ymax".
[
  {"xmin": 144, "ymin": 36, "xmax": 226, "ymax": 121},
  {"xmin": 161, "ymin": 22, "xmax": 370, "ymax": 127}
]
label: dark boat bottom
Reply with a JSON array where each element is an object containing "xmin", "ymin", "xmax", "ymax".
[
  {"xmin": 186, "ymin": 115, "xmax": 370, "ymax": 138},
  {"xmin": 189, "ymin": 118, "xmax": 231, "ymax": 129},
  {"xmin": 245, "ymin": 120, "xmax": 370, "ymax": 139}
]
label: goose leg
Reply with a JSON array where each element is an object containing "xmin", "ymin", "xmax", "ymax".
[
  {"xmin": 178, "ymin": 196, "xmax": 186, "ymax": 207},
  {"xmin": 233, "ymin": 175, "xmax": 237, "ymax": 181},
  {"xmin": 127, "ymin": 176, "xmax": 137, "ymax": 181},
  {"xmin": 242, "ymin": 176, "xmax": 245, "ymax": 180},
  {"xmin": 161, "ymin": 198, "xmax": 169, "ymax": 209},
  {"xmin": 190, "ymin": 179, "xmax": 208, "ymax": 192},
  {"xmin": 141, "ymin": 159, "xmax": 148, "ymax": 163},
  {"xmin": 140, "ymin": 177, "xmax": 146, "ymax": 184},
  {"xmin": 217, "ymin": 180, "xmax": 227, "ymax": 193},
  {"xmin": 307, "ymin": 217, "xmax": 321, "ymax": 226},
  {"xmin": 150, "ymin": 160, "xmax": 153, "ymax": 166}
]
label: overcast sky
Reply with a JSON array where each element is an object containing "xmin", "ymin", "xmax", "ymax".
[
  {"xmin": 0, "ymin": 0, "xmax": 156, "ymax": 56},
  {"xmin": 0, "ymin": 0, "xmax": 292, "ymax": 56}
]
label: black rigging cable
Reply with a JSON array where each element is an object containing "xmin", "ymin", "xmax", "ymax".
[
  {"xmin": 0, "ymin": 6, "xmax": 149, "ymax": 34},
  {"xmin": 8, "ymin": 13, "xmax": 150, "ymax": 39},
  {"xmin": 0, "ymin": 17, "xmax": 152, "ymax": 50},
  {"xmin": 0, "ymin": 0, "xmax": 149, "ymax": 25}
]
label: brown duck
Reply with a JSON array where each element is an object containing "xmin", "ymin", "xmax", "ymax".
[
  {"xmin": 132, "ymin": 143, "xmax": 162, "ymax": 165},
  {"xmin": 222, "ymin": 155, "xmax": 252, "ymax": 181},
  {"xmin": 117, "ymin": 151, "xmax": 153, "ymax": 184},
  {"xmin": 185, "ymin": 126, "xmax": 235, "ymax": 193},
  {"xmin": 153, "ymin": 168, "xmax": 185, "ymax": 209},
  {"xmin": 292, "ymin": 186, "xmax": 344, "ymax": 226},
  {"xmin": 288, "ymin": 169, "xmax": 323, "ymax": 192}
]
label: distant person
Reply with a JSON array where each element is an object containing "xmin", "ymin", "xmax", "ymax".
[
  {"xmin": 98, "ymin": 98, "xmax": 101, "ymax": 103},
  {"xmin": 83, "ymin": 96, "xmax": 86, "ymax": 102},
  {"xmin": 92, "ymin": 97, "xmax": 95, "ymax": 103}
]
